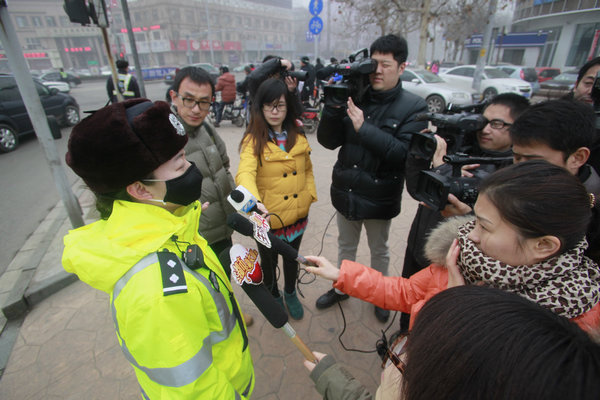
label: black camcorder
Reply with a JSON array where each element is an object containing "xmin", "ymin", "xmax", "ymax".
[
  {"xmin": 323, "ymin": 48, "xmax": 377, "ymax": 107},
  {"xmin": 415, "ymin": 153, "xmax": 512, "ymax": 211},
  {"xmin": 409, "ymin": 110, "xmax": 487, "ymax": 160}
]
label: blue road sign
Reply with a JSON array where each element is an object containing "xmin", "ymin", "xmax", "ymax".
[
  {"xmin": 309, "ymin": 0, "xmax": 323, "ymax": 16},
  {"xmin": 308, "ymin": 16, "xmax": 323, "ymax": 35}
]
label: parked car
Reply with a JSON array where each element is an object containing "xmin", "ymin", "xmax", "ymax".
[
  {"xmin": 33, "ymin": 75, "xmax": 71, "ymax": 93},
  {"xmin": 440, "ymin": 65, "xmax": 532, "ymax": 100},
  {"xmin": 164, "ymin": 63, "xmax": 220, "ymax": 85},
  {"xmin": 438, "ymin": 61, "xmax": 462, "ymax": 74},
  {"xmin": 400, "ymin": 69, "xmax": 477, "ymax": 113},
  {"xmin": 496, "ymin": 65, "xmax": 540, "ymax": 95},
  {"xmin": 100, "ymin": 66, "xmax": 112, "ymax": 76},
  {"xmin": 538, "ymin": 70, "xmax": 578, "ymax": 99},
  {"xmin": 536, "ymin": 67, "xmax": 561, "ymax": 83},
  {"xmin": 0, "ymin": 74, "xmax": 80, "ymax": 152},
  {"xmin": 38, "ymin": 71, "xmax": 82, "ymax": 87}
]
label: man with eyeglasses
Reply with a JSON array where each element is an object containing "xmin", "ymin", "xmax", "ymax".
[
  {"xmin": 400, "ymin": 92, "xmax": 530, "ymax": 331},
  {"xmin": 168, "ymin": 67, "xmax": 241, "ymax": 283},
  {"xmin": 510, "ymin": 99, "xmax": 599, "ymax": 263}
]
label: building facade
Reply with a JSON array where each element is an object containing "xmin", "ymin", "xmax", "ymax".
[
  {"xmin": 2, "ymin": 0, "xmax": 300, "ymax": 73},
  {"xmin": 511, "ymin": 0, "xmax": 600, "ymax": 69}
]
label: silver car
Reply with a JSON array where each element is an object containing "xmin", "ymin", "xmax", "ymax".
[{"xmin": 400, "ymin": 69, "xmax": 477, "ymax": 113}]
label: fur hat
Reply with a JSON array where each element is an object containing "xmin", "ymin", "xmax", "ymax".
[{"xmin": 66, "ymin": 98, "xmax": 188, "ymax": 194}]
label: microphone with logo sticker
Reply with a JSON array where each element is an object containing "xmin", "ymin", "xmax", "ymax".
[
  {"xmin": 226, "ymin": 213, "xmax": 316, "ymax": 267},
  {"xmin": 223, "ymin": 244, "xmax": 317, "ymax": 363},
  {"xmin": 227, "ymin": 186, "xmax": 260, "ymax": 214}
]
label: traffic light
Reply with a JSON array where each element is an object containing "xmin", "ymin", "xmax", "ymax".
[
  {"xmin": 63, "ymin": 0, "xmax": 108, "ymax": 27},
  {"xmin": 63, "ymin": 0, "xmax": 90, "ymax": 25}
]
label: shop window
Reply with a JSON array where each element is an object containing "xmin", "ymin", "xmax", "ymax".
[
  {"xmin": 45, "ymin": 16, "xmax": 57, "ymax": 27},
  {"xmin": 566, "ymin": 22, "xmax": 600, "ymax": 67}
]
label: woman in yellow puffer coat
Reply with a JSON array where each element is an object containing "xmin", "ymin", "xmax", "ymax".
[{"xmin": 236, "ymin": 78, "xmax": 317, "ymax": 320}]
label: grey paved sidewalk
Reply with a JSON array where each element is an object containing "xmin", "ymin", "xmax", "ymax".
[{"xmin": 0, "ymin": 124, "xmax": 418, "ymax": 399}]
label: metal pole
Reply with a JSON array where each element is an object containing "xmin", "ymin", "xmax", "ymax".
[
  {"xmin": 120, "ymin": 0, "xmax": 146, "ymax": 98},
  {"xmin": 0, "ymin": 4, "xmax": 84, "ymax": 228},
  {"xmin": 326, "ymin": 0, "xmax": 330, "ymax": 55},
  {"xmin": 204, "ymin": 2, "xmax": 215, "ymax": 64},
  {"xmin": 186, "ymin": 34, "xmax": 192, "ymax": 64},
  {"xmin": 101, "ymin": 26, "xmax": 124, "ymax": 102}
]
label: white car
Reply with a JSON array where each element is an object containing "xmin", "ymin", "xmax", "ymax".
[
  {"xmin": 440, "ymin": 65, "xmax": 532, "ymax": 100},
  {"xmin": 33, "ymin": 77, "xmax": 70, "ymax": 93},
  {"xmin": 400, "ymin": 69, "xmax": 478, "ymax": 113}
]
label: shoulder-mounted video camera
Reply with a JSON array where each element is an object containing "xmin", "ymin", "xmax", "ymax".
[
  {"xmin": 409, "ymin": 111, "xmax": 488, "ymax": 160},
  {"xmin": 409, "ymin": 100, "xmax": 488, "ymax": 161},
  {"xmin": 323, "ymin": 48, "xmax": 377, "ymax": 107},
  {"xmin": 415, "ymin": 153, "xmax": 512, "ymax": 211}
]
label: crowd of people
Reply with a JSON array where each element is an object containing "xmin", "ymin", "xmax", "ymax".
[{"xmin": 64, "ymin": 36, "xmax": 600, "ymax": 399}]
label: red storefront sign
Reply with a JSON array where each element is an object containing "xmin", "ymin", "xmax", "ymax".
[{"xmin": 170, "ymin": 40, "xmax": 241, "ymax": 51}]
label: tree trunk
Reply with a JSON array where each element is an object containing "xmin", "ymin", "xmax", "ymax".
[{"xmin": 416, "ymin": 0, "xmax": 432, "ymax": 67}]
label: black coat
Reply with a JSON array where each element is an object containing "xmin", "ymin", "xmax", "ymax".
[{"xmin": 317, "ymin": 81, "xmax": 428, "ymax": 220}]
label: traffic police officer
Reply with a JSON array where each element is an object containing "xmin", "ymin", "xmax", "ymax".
[{"xmin": 62, "ymin": 99, "xmax": 254, "ymax": 399}]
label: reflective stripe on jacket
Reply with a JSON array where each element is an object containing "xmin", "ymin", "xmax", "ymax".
[
  {"xmin": 63, "ymin": 200, "xmax": 254, "ymax": 399},
  {"xmin": 113, "ymin": 73, "xmax": 136, "ymax": 97}
]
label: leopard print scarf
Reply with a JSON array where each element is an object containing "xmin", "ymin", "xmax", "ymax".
[{"xmin": 457, "ymin": 220, "xmax": 600, "ymax": 319}]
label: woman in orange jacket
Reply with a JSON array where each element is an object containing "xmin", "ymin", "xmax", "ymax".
[
  {"xmin": 236, "ymin": 78, "xmax": 317, "ymax": 320},
  {"xmin": 306, "ymin": 161, "xmax": 600, "ymax": 333}
]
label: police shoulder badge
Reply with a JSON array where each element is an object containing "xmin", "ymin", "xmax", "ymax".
[{"xmin": 169, "ymin": 113, "xmax": 185, "ymax": 136}]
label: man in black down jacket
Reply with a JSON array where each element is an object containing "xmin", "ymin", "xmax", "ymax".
[{"xmin": 315, "ymin": 34, "xmax": 428, "ymax": 322}]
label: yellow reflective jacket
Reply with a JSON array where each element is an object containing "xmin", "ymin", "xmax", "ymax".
[
  {"xmin": 62, "ymin": 200, "xmax": 254, "ymax": 399},
  {"xmin": 236, "ymin": 134, "xmax": 317, "ymax": 229}
]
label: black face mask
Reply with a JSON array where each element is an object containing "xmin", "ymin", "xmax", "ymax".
[{"xmin": 161, "ymin": 162, "xmax": 203, "ymax": 206}]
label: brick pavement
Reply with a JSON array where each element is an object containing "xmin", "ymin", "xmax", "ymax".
[{"xmin": 0, "ymin": 122, "xmax": 418, "ymax": 399}]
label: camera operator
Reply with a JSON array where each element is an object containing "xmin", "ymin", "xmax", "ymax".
[
  {"xmin": 315, "ymin": 34, "xmax": 428, "ymax": 322},
  {"xmin": 245, "ymin": 55, "xmax": 304, "ymax": 122},
  {"xmin": 568, "ymin": 56, "xmax": 600, "ymax": 175},
  {"xmin": 511, "ymin": 99, "xmax": 599, "ymax": 263},
  {"xmin": 300, "ymin": 56, "xmax": 316, "ymax": 104},
  {"xmin": 401, "ymin": 93, "xmax": 529, "ymax": 330},
  {"xmin": 247, "ymin": 55, "xmax": 297, "ymax": 100}
]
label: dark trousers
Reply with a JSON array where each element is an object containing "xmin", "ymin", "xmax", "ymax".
[
  {"xmin": 214, "ymin": 101, "xmax": 233, "ymax": 124},
  {"xmin": 257, "ymin": 234, "xmax": 303, "ymax": 297}
]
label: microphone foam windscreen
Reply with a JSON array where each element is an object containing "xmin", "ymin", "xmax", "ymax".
[{"xmin": 241, "ymin": 283, "xmax": 288, "ymax": 328}]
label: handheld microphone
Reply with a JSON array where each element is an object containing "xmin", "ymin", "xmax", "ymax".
[
  {"xmin": 226, "ymin": 213, "xmax": 316, "ymax": 266},
  {"xmin": 222, "ymin": 245, "xmax": 317, "ymax": 362},
  {"xmin": 228, "ymin": 186, "xmax": 259, "ymax": 214}
]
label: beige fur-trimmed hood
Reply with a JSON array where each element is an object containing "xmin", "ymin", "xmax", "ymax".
[{"xmin": 424, "ymin": 215, "xmax": 474, "ymax": 266}]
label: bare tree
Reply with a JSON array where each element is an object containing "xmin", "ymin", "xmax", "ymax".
[{"xmin": 331, "ymin": 0, "xmax": 505, "ymax": 66}]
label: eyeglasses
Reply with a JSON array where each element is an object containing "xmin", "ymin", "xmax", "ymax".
[
  {"xmin": 262, "ymin": 102, "xmax": 287, "ymax": 113},
  {"xmin": 176, "ymin": 93, "xmax": 212, "ymax": 111},
  {"xmin": 380, "ymin": 333, "xmax": 408, "ymax": 375},
  {"xmin": 484, "ymin": 118, "xmax": 512, "ymax": 129}
]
